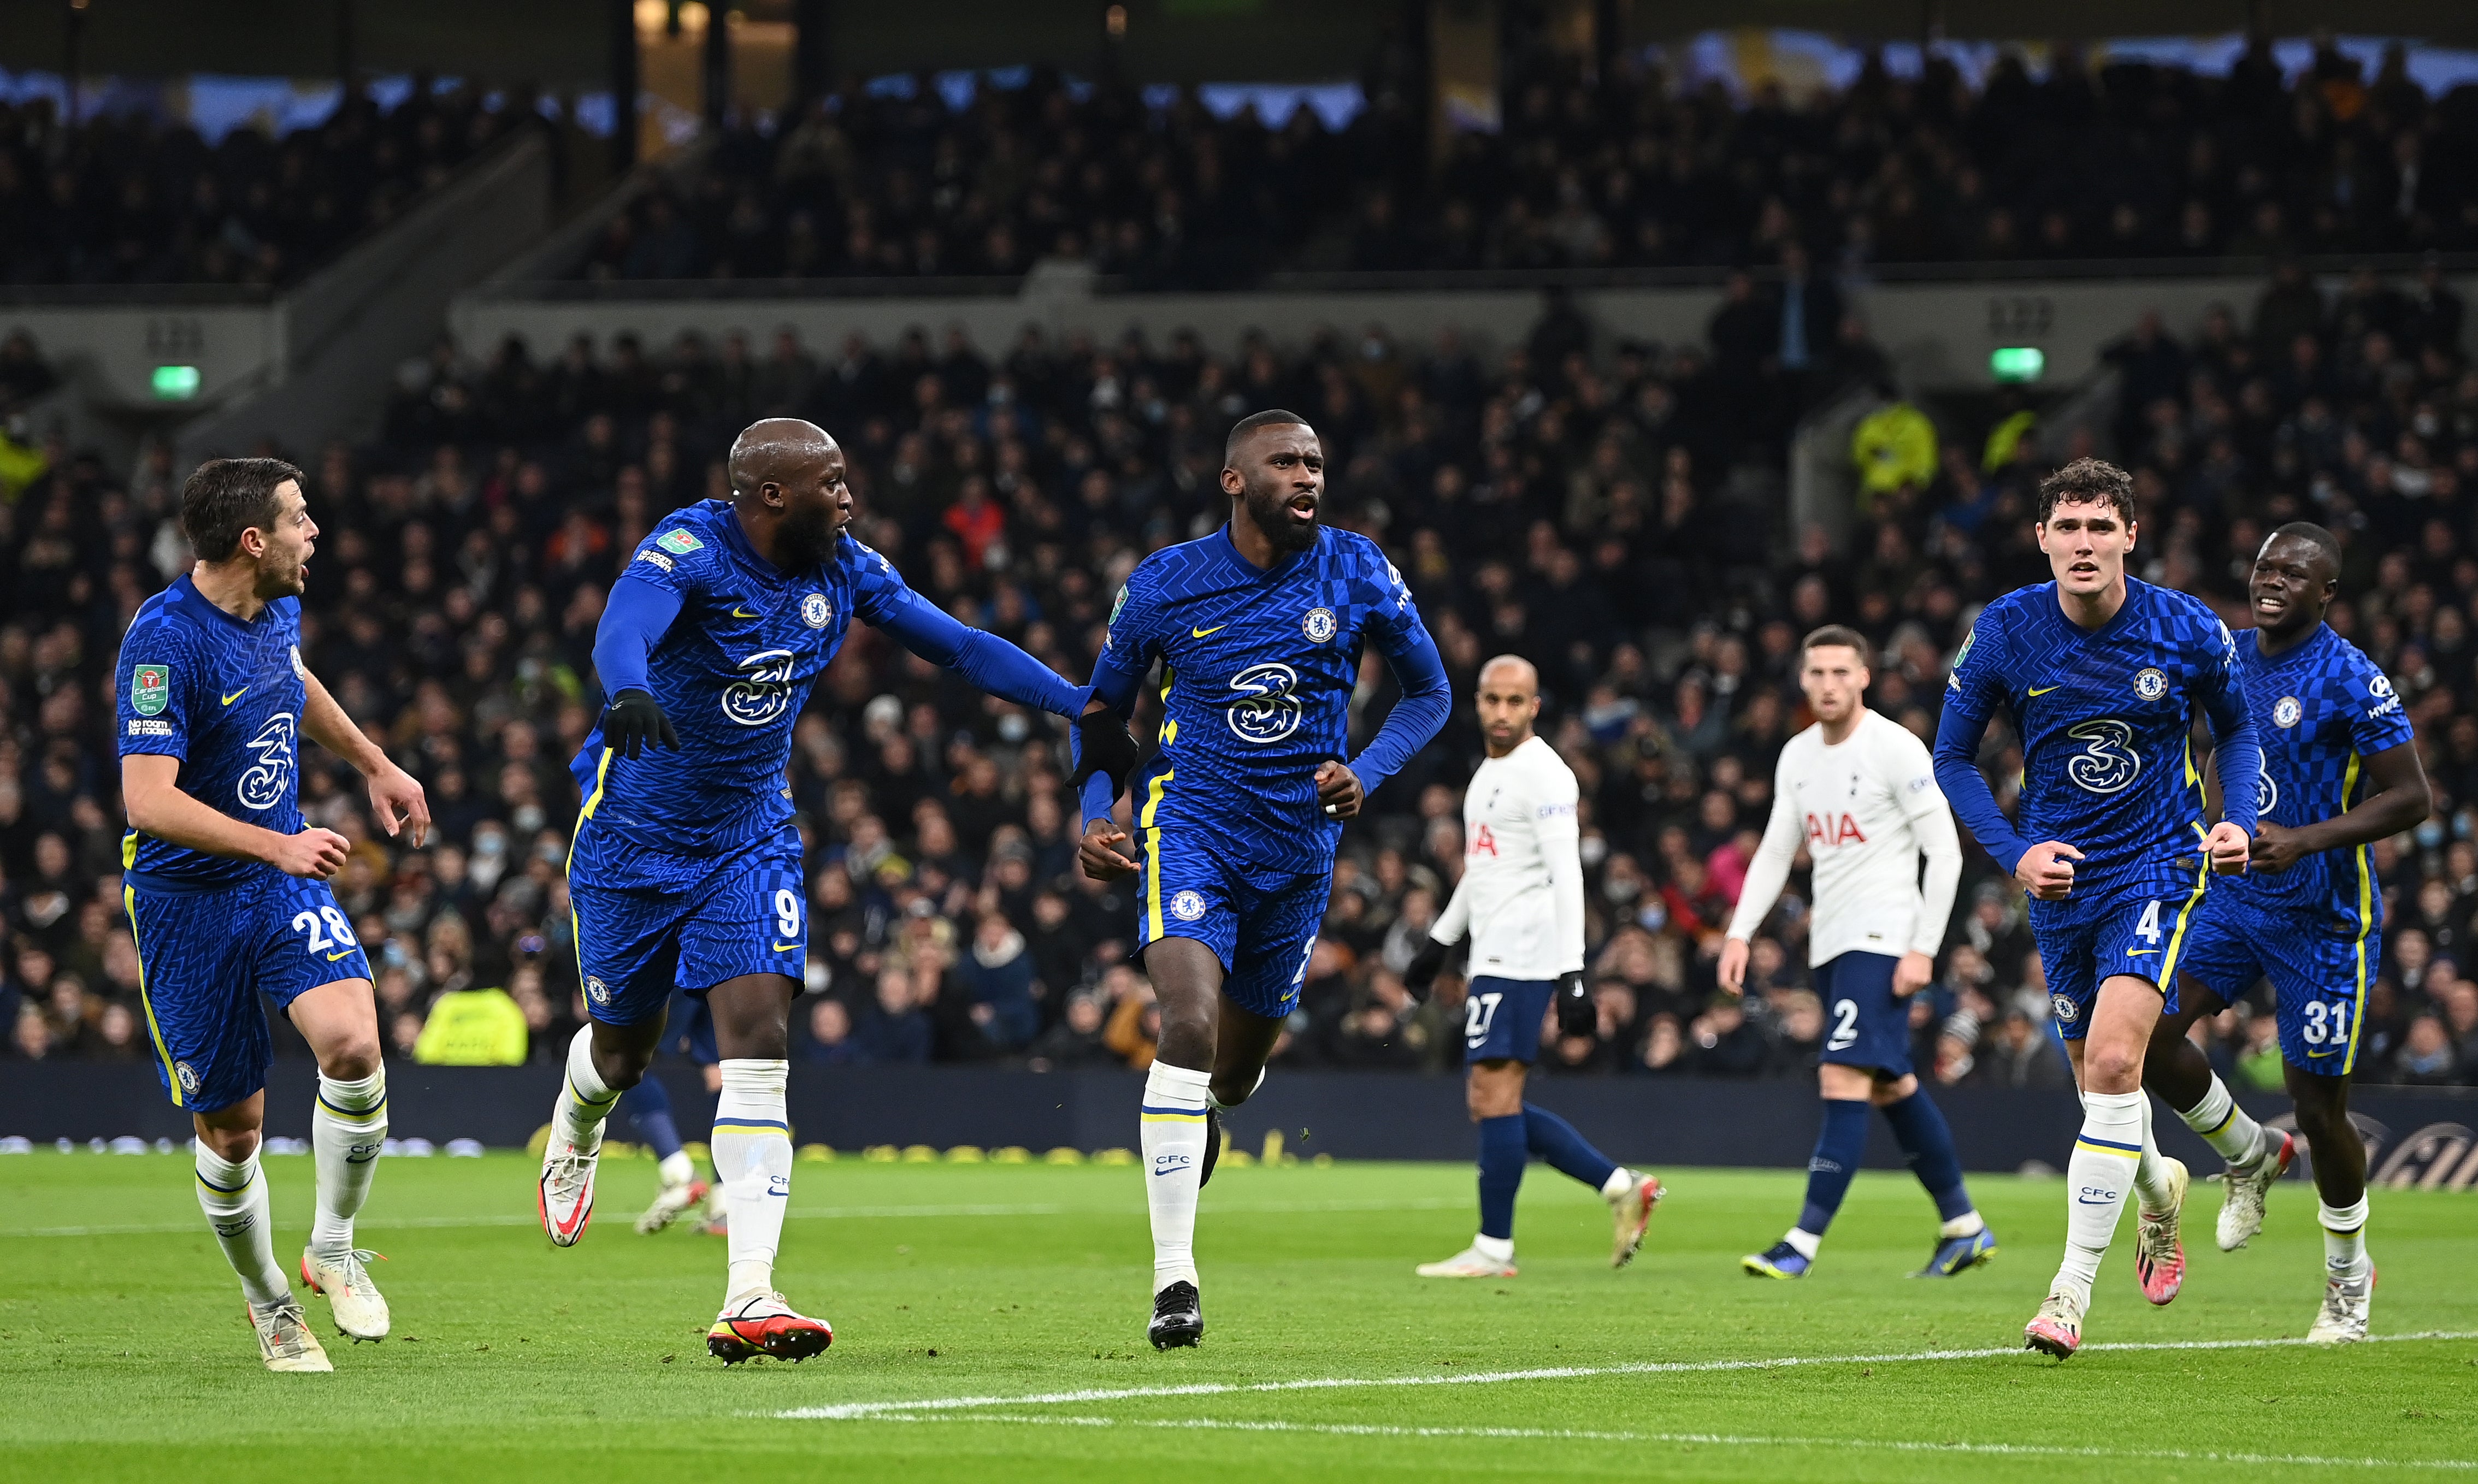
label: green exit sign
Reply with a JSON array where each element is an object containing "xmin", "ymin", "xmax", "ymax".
[
  {"xmin": 1990, "ymin": 347, "xmax": 2045, "ymax": 383},
  {"xmin": 152, "ymin": 365, "xmax": 202, "ymax": 399}
]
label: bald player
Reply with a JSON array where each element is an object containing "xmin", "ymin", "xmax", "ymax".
[
  {"xmin": 1404, "ymin": 654, "xmax": 1663, "ymax": 1279},
  {"xmin": 540, "ymin": 418, "xmax": 1132, "ymax": 1362}
]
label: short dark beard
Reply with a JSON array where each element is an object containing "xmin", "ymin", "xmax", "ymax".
[
  {"xmin": 783, "ymin": 502, "xmax": 843, "ymax": 567},
  {"xmin": 1240, "ymin": 480, "xmax": 1316, "ymax": 553}
]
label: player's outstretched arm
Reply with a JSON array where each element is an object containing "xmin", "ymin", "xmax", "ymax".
[
  {"xmin": 1717, "ymin": 766, "xmax": 1803, "ymax": 994},
  {"xmin": 1931, "ymin": 618, "xmax": 2039, "ymax": 882},
  {"xmin": 302, "ymin": 669, "xmax": 429, "ymax": 848},
  {"xmin": 2196, "ymin": 642, "xmax": 2261, "ymax": 872},
  {"xmin": 872, "ymin": 587, "xmax": 1086, "ymax": 718},
  {"xmin": 121, "ymin": 754, "xmax": 350, "ymax": 878}
]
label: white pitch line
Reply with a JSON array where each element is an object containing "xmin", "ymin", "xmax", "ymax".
[
  {"xmin": 847, "ymin": 1412, "xmax": 2478, "ymax": 1473},
  {"xmin": 1, "ymin": 1194, "xmax": 1467, "ymax": 1240},
  {"xmin": 775, "ymin": 1329, "xmax": 2478, "ymax": 1421}
]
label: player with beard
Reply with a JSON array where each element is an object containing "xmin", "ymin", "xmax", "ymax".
[
  {"xmin": 2141, "ymin": 523, "xmax": 2427, "ymax": 1341},
  {"xmin": 1077, "ymin": 410, "xmax": 1452, "ymax": 1349},
  {"xmin": 539, "ymin": 418, "xmax": 1134, "ymax": 1362}
]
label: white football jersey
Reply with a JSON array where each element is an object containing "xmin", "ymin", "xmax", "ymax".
[
  {"xmin": 1432, "ymin": 734, "xmax": 1584, "ymax": 981},
  {"xmin": 1726, "ymin": 708, "xmax": 1962, "ymax": 966}
]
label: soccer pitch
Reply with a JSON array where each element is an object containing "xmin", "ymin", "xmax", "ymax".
[{"xmin": 3, "ymin": 1151, "xmax": 2473, "ymax": 1482}]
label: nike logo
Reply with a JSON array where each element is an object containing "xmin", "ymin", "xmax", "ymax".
[
  {"xmin": 1191, "ymin": 624, "xmax": 1228, "ymax": 638},
  {"xmin": 325, "ymin": 948, "xmax": 356, "ymax": 961},
  {"xmin": 732, "ymin": 606, "xmax": 760, "ymax": 619},
  {"xmin": 221, "ymin": 687, "xmax": 250, "ymax": 706},
  {"xmin": 2027, "ymin": 684, "xmax": 2062, "ymax": 696},
  {"xmin": 2126, "ymin": 949, "xmax": 2158, "ymax": 957},
  {"xmin": 771, "ymin": 939, "xmax": 801, "ymax": 953}
]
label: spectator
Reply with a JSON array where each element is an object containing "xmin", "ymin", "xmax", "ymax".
[
  {"xmin": 412, "ymin": 979, "xmax": 529, "ymax": 1065},
  {"xmin": 954, "ymin": 911, "xmax": 1039, "ymax": 1051}
]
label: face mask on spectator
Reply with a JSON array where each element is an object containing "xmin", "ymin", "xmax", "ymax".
[{"xmin": 998, "ymin": 713, "xmax": 1029, "ymax": 744}]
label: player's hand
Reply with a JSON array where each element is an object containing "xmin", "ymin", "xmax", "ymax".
[
  {"xmin": 1071, "ymin": 701, "xmax": 1141, "ymax": 796},
  {"xmin": 364, "ymin": 759, "xmax": 430, "ymax": 849},
  {"xmin": 600, "ymin": 688, "xmax": 677, "ymax": 760},
  {"xmin": 2205, "ymin": 820, "xmax": 2251, "ymax": 875},
  {"xmin": 1715, "ymin": 936, "xmax": 1750, "ymax": 997},
  {"xmin": 2014, "ymin": 840, "xmax": 2082, "ymax": 901},
  {"xmin": 1402, "ymin": 936, "xmax": 1449, "ymax": 999},
  {"xmin": 1078, "ymin": 817, "xmax": 1138, "ymax": 881},
  {"xmin": 2248, "ymin": 820, "xmax": 2304, "ymax": 873},
  {"xmin": 1554, "ymin": 971, "xmax": 1596, "ymax": 1038},
  {"xmin": 268, "ymin": 826, "xmax": 352, "ymax": 879},
  {"xmin": 1892, "ymin": 950, "xmax": 1934, "ymax": 998},
  {"xmin": 1314, "ymin": 760, "xmax": 1363, "ymax": 819}
]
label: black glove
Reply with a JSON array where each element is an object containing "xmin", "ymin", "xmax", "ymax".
[
  {"xmin": 1555, "ymin": 970, "xmax": 1596, "ymax": 1039},
  {"xmin": 600, "ymin": 688, "xmax": 678, "ymax": 760},
  {"xmin": 1402, "ymin": 937, "xmax": 1449, "ymax": 1000},
  {"xmin": 1071, "ymin": 705, "xmax": 1142, "ymax": 797}
]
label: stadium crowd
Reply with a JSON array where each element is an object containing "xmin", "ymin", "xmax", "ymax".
[
  {"xmin": 0, "ymin": 79, "xmax": 534, "ymax": 288},
  {"xmin": 580, "ymin": 36, "xmax": 2478, "ymax": 288},
  {"xmin": 6, "ymin": 250, "xmax": 2478, "ymax": 1091}
]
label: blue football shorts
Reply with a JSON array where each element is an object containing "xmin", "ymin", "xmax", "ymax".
[
  {"xmin": 2030, "ymin": 872, "xmax": 2208, "ymax": 1041},
  {"xmin": 1814, "ymin": 950, "xmax": 1913, "ymax": 1077},
  {"xmin": 1135, "ymin": 827, "xmax": 1326, "ymax": 1021},
  {"xmin": 124, "ymin": 871, "xmax": 373, "ymax": 1113},
  {"xmin": 1462, "ymin": 975, "xmax": 1554, "ymax": 1064},
  {"xmin": 568, "ymin": 821, "xmax": 807, "ymax": 1027},
  {"xmin": 2173, "ymin": 890, "xmax": 2379, "ymax": 1079}
]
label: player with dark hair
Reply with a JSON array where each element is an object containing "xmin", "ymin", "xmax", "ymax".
[
  {"xmin": 2141, "ymin": 522, "xmax": 2427, "ymax": 1342},
  {"xmin": 1078, "ymin": 409, "xmax": 1452, "ymax": 1349},
  {"xmin": 1932, "ymin": 457, "xmax": 2262, "ymax": 1359},
  {"xmin": 538, "ymin": 417, "xmax": 1134, "ymax": 1363},
  {"xmin": 117, "ymin": 457, "xmax": 432, "ymax": 1370},
  {"xmin": 1727, "ymin": 625, "xmax": 1991, "ymax": 1280}
]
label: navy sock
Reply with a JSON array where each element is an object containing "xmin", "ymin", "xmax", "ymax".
[
  {"xmin": 1523, "ymin": 1102, "xmax": 1618, "ymax": 1192},
  {"xmin": 1477, "ymin": 1114, "xmax": 1526, "ymax": 1241},
  {"xmin": 1797, "ymin": 1099, "xmax": 1872, "ymax": 1236},
  {"xmin": 1880, "ymin": 1089, "xmax": 1974, "ymax": 1222},
  {"xmin": 622, "ymin": 1078, "xmax": 685, "ymax": 1162}
]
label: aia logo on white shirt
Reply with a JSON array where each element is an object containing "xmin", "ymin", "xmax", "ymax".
[{"xmin": 1806, "ymin": 812, "xmax": 1867, "ymax": 848}]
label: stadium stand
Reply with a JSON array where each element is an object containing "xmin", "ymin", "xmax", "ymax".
[
  {"xmin": 0, "ymin": 80, "xmax": 536, "ymax": 289},
  {"xmin": 578, "ymin": 36, "xmax": 2478, "ymax": 289},
  {"xmin": 8, "ymin": 246, "xmax": 2478, "ymax": 1096}
]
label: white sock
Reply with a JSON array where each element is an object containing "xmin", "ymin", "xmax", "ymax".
[
  {"xmin": 2057, "ymin": 1089, "xmax": 2145, "ymax": 1304},
  {"xmin": 554, "ymin": 1027, "xmax": 619, "ymax": 1151},
  {"xmin": 1141, "ymin": 1061, "xmax": 1212, "ymax": 1293},
  {"xmin": 1784, "ymin": 1227, "xmax": 1822, "ymax": 1259},
  {"xmin": 1471, "ymin": 1232, "xmax": 1514, "ymax": 1263},
  {"xmin": 1940, "ymin": 1210, "xmax": 1986, "ymax": 1239},
  {"xmin": 2132, "ymin": 1092, "xmax": 2176, "ymax": 1212},
  {"xmin": 658, "ymin": 1150, "xmax": 695, "ymax": 1187},
  {"xmin": 1599, "ymin": 1167, "xmax": 1634, "ymax": 1199},
  {"xmin": 310, "ymin": 1069, "xmax": 387, "ymax": 1261},
  {"xmin": 2178, "ymin": 1075, "xmax": 2266, "ymax": 1167},
  {"xmin": 2321, "ymin": 1196, "xmax": 2371, "ymax": 1279},
  {"xmin": 195, "ymin": 1144, "xmax": 290, "ymax": 1308},
  {"xmin": 710, "ymin": 1059, "xmax": 793, "ymax": 1303}
]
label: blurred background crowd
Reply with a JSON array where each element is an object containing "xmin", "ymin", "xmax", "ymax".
[
  {"xmin": 9, "ymin": 250, "xmax": 2478, "ymax": 1092},
  {"xmin": 577, "ymin": 33, "xmax": 2478, "ymax": 288}
]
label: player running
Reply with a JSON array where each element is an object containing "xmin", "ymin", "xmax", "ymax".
[
  {"xmin": 1077, "ymin": 410, "xmax": 1451, "ymax": 1350},
  {"xmin": 1722, "ymin": 625, "xmax": 1993, "ymax": 1281},
  {"xmin": 2141, "ymin": 523, "xmax": 2426, "ymax": 1342},
  {"xmin": 539, "ymin": 418, "xmax": 1131, "ymax": 1364},
  {"xmin": 1933, "ymin": 458, "xmax": 2261, "ymax": 1361},
  {"xmin": 1403, "ymin": 655, "xmax": 1662, "ymax": 1279},
  {"xmin": 116, "ymin": 457, "xmax": 430, "ymax": 1371}
]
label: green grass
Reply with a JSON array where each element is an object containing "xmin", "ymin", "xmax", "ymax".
[{"xmin": 3, "ymin": 1149, "xmax": 2474, "ymax": 1482}]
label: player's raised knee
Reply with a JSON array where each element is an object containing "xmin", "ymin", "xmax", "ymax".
[{"xmin": 318, "ymin": 1035, "xmax": 382, "ymax": 1081}]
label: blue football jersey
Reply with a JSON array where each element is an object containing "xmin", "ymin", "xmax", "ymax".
[
  {"xmin": 1095, "ymin": 525, "xmax": 1432, "ymax": 873},
  {"xmin": 570, "ymin": 500, "xmax": 911, "ymax": 858},
  {"xmin": 2220, "ymin": 623, "xmax": 2414, "ymax": 931},
  {"xmin": 1935, "ymin": 578, "xmax": 2256, "ymax": 916},
  {"xmin": 115, "ymin": 576, "xmax": 309, "ymax": 890}
]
